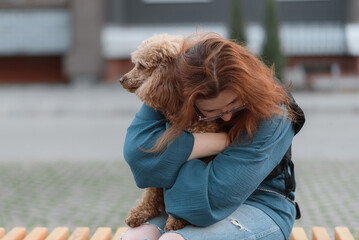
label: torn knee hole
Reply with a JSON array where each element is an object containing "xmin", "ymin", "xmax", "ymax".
[{"xmin": 230, "ymin": 219, "xmax": 249, "ymax": 232}]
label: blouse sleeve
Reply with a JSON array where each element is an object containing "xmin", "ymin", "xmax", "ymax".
[
  {"xmin": 163, "ymin": 108, "xmax": 295, "ymax": 226},
  {"xmin": 123, "ymin": 104, "xmax": 195, "ymax": 189}
]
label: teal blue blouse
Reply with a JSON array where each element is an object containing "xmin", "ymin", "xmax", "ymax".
[{"xmin": 124, "ymin": 104, "xmax": 296, "ymax": 239}]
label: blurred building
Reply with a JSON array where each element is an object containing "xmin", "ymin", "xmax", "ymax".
[
  {"xmin": 0, "ymin": 0, "xmax": 358, "ymax": 88},
  {"xmin": 0, "ymin": 0, "xmax": 104, "ymax": 84}
]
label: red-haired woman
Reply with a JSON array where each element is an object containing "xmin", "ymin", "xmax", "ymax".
[{"xmin": 122, "ymin": 33, "xmax": 305, "ymax": 240}]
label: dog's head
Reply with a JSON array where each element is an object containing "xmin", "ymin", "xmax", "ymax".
[{"xmin": 120, "ymin": 34, "xmax": 184, "ymax": 112}]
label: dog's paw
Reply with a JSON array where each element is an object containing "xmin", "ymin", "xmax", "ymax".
[
  {"xmin": 125, "ymin": 214, "xmax": 145, "ymax": 228},
  {"xmin": 164, "ymin": 215, "xmax": 188, "ymax": 232}
]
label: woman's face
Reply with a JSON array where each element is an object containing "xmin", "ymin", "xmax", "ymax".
[{"xmin": 195, "ymin": 89, "xmax": 243, "ymax": 122}]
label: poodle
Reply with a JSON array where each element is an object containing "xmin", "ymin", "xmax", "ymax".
[{"xmin": 120, "ymin": 33, "xmax": 221, "ymax": 232}]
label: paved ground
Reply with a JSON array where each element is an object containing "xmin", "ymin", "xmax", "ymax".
[{"xmin": 0, "ymin": 84, "xmax": 359, "ymax": 237}]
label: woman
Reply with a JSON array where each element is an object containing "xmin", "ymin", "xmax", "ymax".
[{"xmin": 121, "ymin": 33, "xmax": 304, "ymax": 240}]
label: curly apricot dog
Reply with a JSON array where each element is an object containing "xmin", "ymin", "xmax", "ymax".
[{"xmin": 120, "ymin": 34, "xmax": 220, "ymax": 232}]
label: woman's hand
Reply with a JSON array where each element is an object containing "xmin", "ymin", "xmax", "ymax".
[{"xmin": 188, "ymin": 132, "xmax": 229, "ymax": 161}]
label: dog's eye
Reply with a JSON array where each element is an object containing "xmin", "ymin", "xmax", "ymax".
[{"xmin": 138, "ymin": 63, "xmax": 146, "ymax": 70}]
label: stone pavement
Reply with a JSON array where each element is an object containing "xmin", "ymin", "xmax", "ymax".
[
  {"xmin": 294, "ymin": 160, "xmax": 359, "ymax": 237},
  {"xmin": 0, "ymin": 85, "xmax": 142, "ymax": 162},
  {"xmin": 0, "ymin": 84, "xmax": 359, "ymax": 237}
]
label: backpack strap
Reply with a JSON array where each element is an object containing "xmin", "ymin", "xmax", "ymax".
[{"xmin": 266, "ymin": 145, "xmax": 296, "ymax": 197}]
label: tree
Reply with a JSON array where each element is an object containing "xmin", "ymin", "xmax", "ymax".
[
  {"xmin": 261, "ymin": 0, "xmax": 285, "ymax": 82},
  {"xmin": 229, "ymin": 0, "xmax": 246, "ymax": 45}
]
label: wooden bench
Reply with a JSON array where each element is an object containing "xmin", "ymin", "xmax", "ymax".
[
  {"xmin": 290, "ymin": 227, "xmax": 358, "ymax": 240},
  {"xmin": 0, "ymin": 227, "xmax": 127, "ymax": 240},
  {"xmin": 0, "ymin": 226, "xmax": 358, "ymax": 240}
]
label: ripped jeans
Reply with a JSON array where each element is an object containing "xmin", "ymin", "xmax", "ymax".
[{"xmin": 144, "ymin": 204, "xmax": 285, "ymax": 240}]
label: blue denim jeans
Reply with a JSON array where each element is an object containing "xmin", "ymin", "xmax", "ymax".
[{"xmin": 145, "ymin": 204, "xmax": 285, "ymax": 240}]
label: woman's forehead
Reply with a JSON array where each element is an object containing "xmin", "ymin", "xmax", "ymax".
[{"xmin": 195, "ymin": 90, "xmax": 237, "ymax": 110}]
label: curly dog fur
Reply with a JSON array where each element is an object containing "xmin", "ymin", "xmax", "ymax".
[{"xmin": 120, "ymin": 34, "xmax": 221, "ymax": 231}]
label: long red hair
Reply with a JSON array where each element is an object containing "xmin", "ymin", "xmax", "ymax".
[{"xmin": 151, "ymin": 32, "xmax": 295, "ymax": 152}]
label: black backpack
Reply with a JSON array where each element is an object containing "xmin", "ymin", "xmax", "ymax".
[{"xmin": 265, "ymin": 89, "xmax": 305, "ymax": 220}]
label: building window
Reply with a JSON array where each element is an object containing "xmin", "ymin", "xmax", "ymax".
[{"xmin": 142, "ymin": 0, "xmax": 212, "ymax": 4}]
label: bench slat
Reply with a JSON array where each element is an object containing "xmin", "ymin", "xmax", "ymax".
[
  {"xmin": 68, "ymin": 228, "xmax": 90, "ymax": 240},
  {"xmin": 2, "ymin": 228, "xmax": 26, "ymax": 240},
  {"xmin": 23, "ymin": 228, "xmax": 48, "ymax": 240},
  {"xmin": 112, "ymin": 228, "xmax": 127, "ymax": 240},
  {"xmin": 312, "ymin": 227, "xmax": 330, "ymax": 240},
  {"xmin": 90, "ymin": 228, "xmax": 111, "ymax": 240},
  {"xmin": 335, "ymin": 227, "xmax": 354, "ymax": 240},
  {"xmin": 45, "ymin": 228, "xmax": 69, "ymax": 240},
  {"xmin": 290, "ymin": 227, "xmax": 308, "ymax": 240},
  {"xmin": 2, "ymin": 226, "xmax": 359, "ymax": 240},
  {"xmin": 0, "ymin": 228, "xmax": 5, "ymax": 239}
]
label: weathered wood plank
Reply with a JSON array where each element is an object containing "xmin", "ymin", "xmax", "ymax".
[
  {"xmin": 45, "ymin": 228, "xmax": 69, "ymax": 240},
  {"xmin": 335, "ymin": 227, "xmax": 354, "ymax": 240},
  {"xmin": 90, "ymin": 228, "xmax": 111, "ymax": 240},
  {"xmin": 4, "ymin": 226, "xmax": 359, "ymax": 240},
  {"xmin": 23, "ymin": 228, "xmax": 47, "ymax": 240},
  {"xmin": 312, "ymin": 227, "xmax": 330, "ymax": 240},
  {"xmin": 290, "ymin": 227, "xmax": 308, "ymax": 240},
  {"xmin": 0, "ymin": 228, "xmax": 5, "ymax": 239},
  {"xmin": 2, "ymin": 228, "xmax": 26, "ymax": 240},
  {"xmin": 112, "ymin": 228, "xmax": 127, "ymax": 240},
  {"xmin": 68, "ymin": 228, "xmax": 90, "ymax": 240}
]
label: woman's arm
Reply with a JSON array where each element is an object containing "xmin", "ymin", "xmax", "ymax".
[
  {"xmin": 124, "ymin": 104, "xmax": 194, "ymax": 189},
  {"xmin": 188, "ymin": 132, "xmax": 229, "ymax": 160},
  {"xmin": 164, "ymin": 109, "xmax": 295, "ymax": 227},
  {"xmin": 124, "ymin": 104, "xmax": 228, "ymax": 188}
]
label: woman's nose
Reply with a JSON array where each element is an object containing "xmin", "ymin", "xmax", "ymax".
[{"xmin": 221, "ymin": 113, "xmax": 232, "ymax": 122}]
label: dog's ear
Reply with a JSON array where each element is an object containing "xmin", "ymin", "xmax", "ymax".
[
  {"xmin": 132, "ymin": 35, "xmax": 184, "ymax": 68},
  {"xmin": 136, "ymin": 64, "xmax": 182, "ymax": 113}
]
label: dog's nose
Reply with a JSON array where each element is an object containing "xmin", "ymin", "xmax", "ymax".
[{"xmin": 119, "ymin": 77, "xmax": 125, "ymax": 84}]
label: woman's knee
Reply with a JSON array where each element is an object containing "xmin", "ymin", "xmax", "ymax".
[
  {"xmin": 121, "ymin": 224, "xmax": 162, "ymax": 240},
  {"xmin": 158, "ymin": 232, "xmax": 185, "ymax": 240}
]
